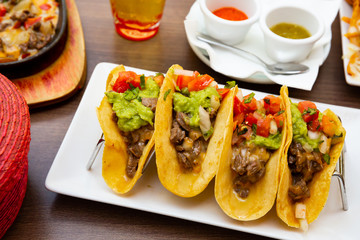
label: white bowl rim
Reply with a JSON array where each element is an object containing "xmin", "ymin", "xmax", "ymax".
[
  {"xmin": 199, "ymin": 0, "xmax": 261, "ymax": 26},
  {"xmin": 259, "ymin": 4, "xmax": 325, "ymax": 45}
]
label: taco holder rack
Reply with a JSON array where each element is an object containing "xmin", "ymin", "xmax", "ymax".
[{"xmin": 86, "ymin": 133, "xmax": 348, "ymax": 211}]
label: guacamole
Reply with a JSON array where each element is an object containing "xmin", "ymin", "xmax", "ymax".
[
  {"xmin": 290, "ymin": 103, "xmax": 320, "ymax": 149},
  {"xmin": 251, "ymin": 133, "xmax": 282, "ymax": 150},
  {"xmin": 172, "ymin": 86, "xmax": 220, "ymax": 127},
  {"xmin": 106, "ymin": 78, "xmax": 160, "ymax": 132}
]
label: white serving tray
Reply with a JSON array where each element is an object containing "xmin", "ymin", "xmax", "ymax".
[{"xmin": 46, "ymin": 62, "xmax": 360, "ymax": 240}]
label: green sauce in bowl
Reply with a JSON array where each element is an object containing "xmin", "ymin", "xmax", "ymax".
[{"xmin": 270, "ymin": 22, "xmax": 311, "ymax": 39}]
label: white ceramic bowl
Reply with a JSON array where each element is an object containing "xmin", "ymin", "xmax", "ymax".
[
  {"xmin": 259, "ymin": 5, "xmax": 325, "ymax": 63},
  {"xmin": 199, "ymin": 0, "xmax": 260, "ymax": 45}
]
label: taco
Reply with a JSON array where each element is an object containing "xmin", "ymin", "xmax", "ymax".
[
  {"xmin": 276, "ymin": 86, "xmax": 346, "ymax": 230},
  {"xmin": 96, "ymin": 65, "xmax": 164, "ymax": 194},
  {"xmin": 215, "ymin": 87, "xmax": 288, "ymax": 220},
  {"xmin": 155, "ymin": 64, "xmax": 235, "ymax": 197}
]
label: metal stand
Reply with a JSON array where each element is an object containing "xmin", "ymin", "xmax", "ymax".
[
  {"xmin": 332, "ymin": 144, "xmax": 348, "ymax": 211},
  {"xmin": 86, "ymin": 133, "xmax": 104, "ymax": 170}
]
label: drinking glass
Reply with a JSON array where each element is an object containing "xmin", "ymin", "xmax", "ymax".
[{"xmin": 109, "ymin": 0, "xmax": 166, "ymax": 41}]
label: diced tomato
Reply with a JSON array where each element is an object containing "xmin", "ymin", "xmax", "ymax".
[
  {"xmin": 245, "ymin": 112, "xmax": 257, "ymax": 126},
  {"xmin": 297, "ymin": 101, "xmax": 319, "ymax": 123},
  {"xmin": 298, "ymin": 101, "xmax": 316, "ymax": 113},
  {"xmin": 274, "ymin": 112, "xmax": 284, "ymax": 129},
  {"xmin": 233, "ymin": 96, "xmax": 243, "ymax": 116},
  {"xmin": 302, "ymin": 109, "xmax": 319, "ymax": 123},
  {"xmin": 256, "ymin": 115, "xmax": 271, "ymax": 138},
  {"xmin": 153, "ymin": 74, "xmax": 164, "ymax": 87},
  {"xmin": 241, "ymin": 93, "xmax": 257, "ymax": 112},
  {"xmin": 321, "ymin": 115, "xmax": 337, "ymax": 137},
  {"xmin": 233, "ymin": 112, "xmax": 245, "ymax": 130},
  {"xmin": 40, "ymin": 3, "xmax": 51, "ymax": 10},
  {"xmin": 308, "ymin": 119, "xmax": 321, "ymax": 132},
  {"xmin": 188, "ymin": 74, "xmax": 214, "ymax": 92},
  {"xmin": 264, "ymin": 95, "xmax": 281, "ymax": 115},
  {"xmin": 217, "ymin": 88, "xmax": 230, "ymax": 98},
  {"xmin": 113, "ymin": 79, "xmax": 129, "ymax": 93},
  {"xmin": 176, "ymin": 71, "xmax": 199, "ymax": 89},
  {"xmin": 112, "ymin": 71, "xmax": 140, "ymax": 93},
  {"xmin": 0, "ymin": 4, "xmax": 6, "ymax": 17},
  {"xmin": 177, "ymin": 75, "xmax": 194, "ymax": 89},
  {"xmin": 24, "ymin": 17, "xmax": 41, "ymax": 30}
]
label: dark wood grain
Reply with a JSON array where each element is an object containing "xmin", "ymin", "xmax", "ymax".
[{"xmin": 3, "ymin": 0, "xmax": 359, "ymax": 239}]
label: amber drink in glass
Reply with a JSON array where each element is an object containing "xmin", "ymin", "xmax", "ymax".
[{"xmin": 109, "ymin": 0, "xmax": 166, "ymax": 41}]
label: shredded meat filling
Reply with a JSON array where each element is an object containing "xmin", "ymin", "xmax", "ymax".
[
  {"xmin": 231, "ymin": 142, "xmax": 271, "ymax": 198},
  {"xmin": 121, "ymin": 125, "xmax": 153, "ymax": 178},
  {"xmin": 111, "ymin": 98, "xmax": 157, "ymax": 178},
  {"xmin": 170, "ymin": 111, "xmax": 210, "ymax": 172},
  {"xmin": 287, "ymin": 141, "xmax": 325, "ymax": 201}
]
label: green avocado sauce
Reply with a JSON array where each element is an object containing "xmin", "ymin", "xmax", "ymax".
[
  {"xmin": 106, "ymin": 78, "xmax": 160, "ymax": 132},
  {"xmin": 250, "ymin": 133, "xmax": 282, "ymax": 150},
  {"xmin": 172, "ymin": 86, "xmax": 220, "ymax": 127},
  {"xmin": 290, "ymin": 103, "xmax": 321, "ymax": 149}
]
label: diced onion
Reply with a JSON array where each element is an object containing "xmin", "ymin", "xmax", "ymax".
[
  {"xmin": 303, "ymin": 143, "xmax": 313, "ymax": 153},
  {"xmin": 174, "ymin": 69, "xmax": 193, "ymax": 76},
  {"xmin": 269, "ymin": 120, "xmax": 278, "ymax": 135},
  {"xmin": 256, "ymin": 100, "xmax": 266, "ymax": 114},
  {"xmin": 210, "ymin": 95, "xmax": 220, "ymax": 112},
  {"xmin": 319, "ymin": 134, "xmax": 331, "ymax": 154},
  {"xmin": 209, "ymin": 81, "xmax": 218, "ymax": 88},
  {"xmin": 299, "ymin": 219, "xmax": 309, "ymax": 232},
  {"xmin": 199, "ymin": 106, "xmax": 211, "ymax": 134},
  {"xmin": 308, "ymin": 130, "xmax": 320, "ymax": 140},
  {"xmin": 236, "ymin": 89, "xmax": 243, "ymax": 101},
  {"xmin": 295, "ymin": 203, "xmax": 306, "ymax": 219},
  {"xmin": 295, "ymin": 203, "xmax": 308, "ymax": 231}
]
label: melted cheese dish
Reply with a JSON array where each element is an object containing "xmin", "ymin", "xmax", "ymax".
[{"xmin": 0, "ymin": 0, "xmax": 59, "ymax": 63}]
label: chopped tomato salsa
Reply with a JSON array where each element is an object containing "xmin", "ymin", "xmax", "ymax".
[{"xmin": 233, "ymin": 93, "xmax": 283, "ymax": 140}]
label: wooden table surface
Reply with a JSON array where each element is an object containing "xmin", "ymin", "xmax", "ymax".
[{"xmin": 3, "ymin": 0, "xmax": 360, "ymax": 239}]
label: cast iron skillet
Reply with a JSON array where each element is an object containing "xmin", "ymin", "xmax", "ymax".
[{"xmin": 0, "ymin": 0, "xmax": 68, "ymax": 79}]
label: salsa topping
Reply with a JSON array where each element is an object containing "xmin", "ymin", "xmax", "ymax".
[{"xmin": 231, "ymin": 93, "xmax": 284, "ymax": 198}]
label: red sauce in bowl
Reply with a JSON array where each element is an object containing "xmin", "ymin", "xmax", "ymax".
[{"xmin": 212, "ymin": 7, "xmax": 248, "ymax": 21}]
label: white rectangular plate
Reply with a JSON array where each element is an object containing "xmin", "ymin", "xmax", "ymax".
[
  {"xmin": 46, "ymin": 62, "xmax": 360, "ymax": 240},
  {"xmin": 340, "ymin": 0, "xmax": 360, "ymax": 86}
]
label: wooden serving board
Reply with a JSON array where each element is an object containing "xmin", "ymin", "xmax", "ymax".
[{"xmin": 12, "ymin": 0, "xmax": 86, "ymax": 108}]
